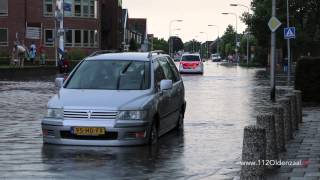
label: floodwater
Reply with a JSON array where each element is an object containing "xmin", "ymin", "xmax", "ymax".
[{"xmin": 0, "ymin": 62, "xmax": 273, "ymax": 180}]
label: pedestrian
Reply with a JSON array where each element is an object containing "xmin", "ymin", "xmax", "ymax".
[
  {"xmin": 10, "ymin": 46, "xmax": 18, "ymax": 66},
  {"xmin": 16, "ymin": 43, "xmax": 26, "ymax": 67},
  {"xmin": 29, "ymin": 42, "xmax": 37, "ymax": 64},
  {"xmin": 58, "ymin": 52, "xmax": 70, "ymax": 75},
  {"xmin": 38, "ymin": 44, "xmax": 46, "ymax": 65}
]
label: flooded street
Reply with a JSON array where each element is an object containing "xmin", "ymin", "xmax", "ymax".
[{"xmin": 0, "ymin": 62, "xmax": 272, "ymax": 179}]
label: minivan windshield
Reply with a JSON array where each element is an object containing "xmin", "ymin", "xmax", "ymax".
[
  {"xmin": 65, "ymin": 60, "xmax": 150, "ymax": 90},
  {"xmin": 181, "ymin": 55, "xmax": 201, "ymax": 61}
]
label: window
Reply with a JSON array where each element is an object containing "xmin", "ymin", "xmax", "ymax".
[
  {"xmin": 181, "ymin": 55, "xmax": 201, "ymax": 61},
  {"xmin": 90, "ymin": 30, "xmax": 94, "ymax": 47},
  {"xmin": 60, "ymin": 29, "xmax": 97, "ymax": 48},
  {"xmin": 74, "ymin": 30, "xmax": 81, "ymax": 47},
  {"xmin": 44, "ymin": 29, "xmax": 54, "ymax": 47},
  {"xmin": 0, "ymin": 28, "xmax": 8, "ymax": 46},
  {"xmin": 83, "ymin": 30, "xmax": 89, "ymax": 47},
  {"xmin": 0, "ymin": 0, "xmax": 8, "ymax": 16},
  {"xmin": 158, "ymin": 58, "xmax": 175, "ymax": 82},
  {"xmin": 166, "ymin": 57, "xmax": 181, "ymax": 82},
  {"xmin": 82, "ymin": 0, "xmax": 89, "ymax": 17},
  {"xmin": 65, "ymin": 30, "xmax": 73, "ymax": 47},
  {"xmin": 44, "ymin": 0, "xmax": 96, "ymax": 18},
  {"xmin": 89, "ymin": 0, "xmax": 95, "ymax": 17},
  {"xmin": 65, "ymin": 60, "xmax": 151, "ymax": 90},
  {"xmin": 74, "ymin": 0, "xmax": 81, "ymax": 16},
  {"xmin": 44, "ymin": 0, "xmax": 53, "ymax": 16},
  {"xmin": 153, "ymin": 60, "xmax": 166, "ymax": 89}
]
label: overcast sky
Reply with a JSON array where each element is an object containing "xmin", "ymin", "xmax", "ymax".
[{"xmin": 123, "ymin": 0, "xmax": 252, "ymax": 42}]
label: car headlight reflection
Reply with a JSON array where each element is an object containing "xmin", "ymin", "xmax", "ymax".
[
  {"xmin": 117, "ymin": 111, "xmax": 147, "ymax": 120},
  {"xmin": 47, "ymin": 108, "xmax": 64, "ymax": 119}
]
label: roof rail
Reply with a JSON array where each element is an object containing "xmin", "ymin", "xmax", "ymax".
[
  {"xmin": 88, "ymin": 50, "xmax": 121, "ymax": 57},
  {"xmin": 147, "ymin": 50, "xmax": 165, "ymax": 58}
]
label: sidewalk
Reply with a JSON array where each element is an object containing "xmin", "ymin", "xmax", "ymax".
[{"xmin": 267, "ymin": 107, "xmax": 320, "ymax": 180}]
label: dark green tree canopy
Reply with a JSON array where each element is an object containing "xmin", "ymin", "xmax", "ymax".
[
  {"xmin": 153, "ymin": 38, "xmax": 169, "ymax": 53},
  {"xmin": 242, "ymin": 0, "xmax": 320, "ymax": 60},
  {"xmin": 169, "ymin": 36, "xmax": 184, "ymax": 52}
]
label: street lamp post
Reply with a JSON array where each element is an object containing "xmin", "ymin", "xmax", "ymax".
[
  {"xmin": 222, "ymin": 12, "xmax": 238, "ymax": 62},
  {"xmin": 200, "ymin": 32, "xmax": 208, "ymax": 59},
  {"xmin": 169, "ymin": 20, "xmax": 183, "ymax": 57},
  {"xmin": 230, "ymin": 3, "xmax": 250, "ymax": 65},
  {"xmin": 208, "ymin": 25, "xmax": 220, "ymax": 55}
]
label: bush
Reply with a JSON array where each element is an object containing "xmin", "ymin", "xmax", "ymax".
[
  {"xmin": 67, "ymin": 48, "xmax": 86, "ymax": 61},
  {"xmin": 0, "ymin": 51, "xmax": 10, "ymax": 65},
  {"xmin": 295, "ymin": 57, "xmax": 320, "ymax": 103}
]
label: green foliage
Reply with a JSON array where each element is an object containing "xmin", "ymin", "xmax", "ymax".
[
  {"xmin": 129, "ymin": 38, "xmax": 138, "ymax": 51},
  {"xmin": 67, "ymin": 48, "xmax": 86, "ymax": 61},
  {"xmin": 0, "ymin": 51, "xmax": 9, "ymax": 58},
  {"xmin": 168, "ymin": 36, "xmax": 184, "ymax": 52},
  {"xmin": 184, "ymin": 40, "xmax": 201, "ymax": 53},
  {"xmin": 219, "ymin": 25, "xmax": 237, "ymax": 57},
  {"xmin": 295, "ymin": 57, "xmax": 320, "ymax": 103},
  {"xmin": 153, "ymin": 38, "xmax": 169, "ymax": 53},
  {"xmin": 242, "ymin": 0, "xmax": 320, "ymax": 63}
]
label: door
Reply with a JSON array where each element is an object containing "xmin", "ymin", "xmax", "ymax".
[
  {"xmin": 153, "ymin": 59, "xmax": 171, "ymax": 135},
  {"xmin": 158, "ymin": 57, "xmax": 181, "ymax": 131}
]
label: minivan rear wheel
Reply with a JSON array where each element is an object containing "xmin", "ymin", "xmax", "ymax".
[{"xmin": 149, "ymin": 122, "xmax": 158, "ymax": 145}]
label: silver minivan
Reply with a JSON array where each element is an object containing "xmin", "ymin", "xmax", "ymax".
[{"xmin": 42, "ymin": 52, "xmax": 186, "ymax": 146}]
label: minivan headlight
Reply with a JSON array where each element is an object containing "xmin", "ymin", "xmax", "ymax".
[
  {"xmin": 47, "ymin": 108, "xmax": 64, "ymax": 119},
  {"xmin": 117, "ymin": 111, "xmax": 147, "ymax": 120}
]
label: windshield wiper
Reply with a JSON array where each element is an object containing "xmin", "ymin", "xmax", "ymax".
[{"xmin": 116, "ymin": 61, "xmax": 133, "ymax": 90}]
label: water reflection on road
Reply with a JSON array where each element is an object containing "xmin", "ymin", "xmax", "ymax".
[{"xmin": 0, "ymin": 62, "xmax": 271, "ymax": 179}]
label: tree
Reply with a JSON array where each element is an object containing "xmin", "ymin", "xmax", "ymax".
[
  {"xmin": 219, "ymin": 25, "xmax": 237, "ymax": 58},
  {"xmin": 152, "ymin": 38, "xmax": 169, "ymax": 53},
  {"xmin": 129, "ymin": 38, "xmax": 138, "ymax": 51},
  {"xmin": 184, "ymin": 40, "xmax": 201, "ymax": 53},
  {"xmin": 168, "ymin": 36, "xmax": 184, "ymax": 53},
  {"xmin": 242, "ymin": 0, "xmax": 320, "ymax": 63}
]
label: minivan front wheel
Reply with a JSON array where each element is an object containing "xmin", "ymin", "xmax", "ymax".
[
  {"xmin": 176, "ymin": 110, "xmax": 184, "ymax": 130},
  {"xmin": 149, "ymin": 122, "xmax": 158, "ymax": 145}
]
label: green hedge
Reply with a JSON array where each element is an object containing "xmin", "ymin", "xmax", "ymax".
[
  {"xmin": 0, "ymin": 51, "xmax": 10, "ymax": 65},
  {"xmin": 295, "ymin": 57, "xmax": 320, "ymax": 103},
  {"xmin": 67, "ymin": 48, "xmax": 86, "ymax": 61}
]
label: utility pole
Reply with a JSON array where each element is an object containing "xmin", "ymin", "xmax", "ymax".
[
  {"xmin": 286, "ymin": 0, "xmax": 291, "ymax": 86},
  {"xmin": 60, "ymin": 0, "xmax": 64, "ymax": 58},
  {"xmin": 55, "ymin": 0, "xmax": 64, "ymax": 61},
  {"xmin": 270, "ymin": 0, "xmax": 277, "ymax": 101}
]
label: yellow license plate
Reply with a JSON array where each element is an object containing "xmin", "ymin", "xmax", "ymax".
[{"xmin": 72, "ymin": 127, "xmax": 106, "ymax": 136}]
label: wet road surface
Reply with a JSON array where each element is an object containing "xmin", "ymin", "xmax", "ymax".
[{"xmin": 0, "ymin": 62, "xmax": 272, "ymax": 179}]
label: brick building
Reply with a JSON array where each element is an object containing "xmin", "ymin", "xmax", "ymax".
[{"xmin": 0, "ymin": 0, "xmax": 122, "ymax": 60}]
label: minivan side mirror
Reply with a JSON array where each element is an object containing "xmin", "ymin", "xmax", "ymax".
[
  {"xmin": 160, "ymin": 80, "xmax": 173, "ymax": 91},
  {"xmin": 55, "ymin": 78, "xmax": 64, "ymax": 89}
]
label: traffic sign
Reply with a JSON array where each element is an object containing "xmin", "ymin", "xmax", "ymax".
[
  {"xmin": 268, "ymin": 17, "xmax": 282, "ymax": 32},
  {"xmin": 284, "ymin": 27, "xmax": 296, "ymax": 39}
]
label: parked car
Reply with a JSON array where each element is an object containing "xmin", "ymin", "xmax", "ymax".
[
  {"xmin": 42, "ymin": 51, "xmax": 186, "ymax": 146},
  {"xmin": 179, "ymin": 54, "xmax": 204, "ymax": 74},
  {"xmin": 211, "ymin": 53, "xmax": 221, "ymax": 62}
]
